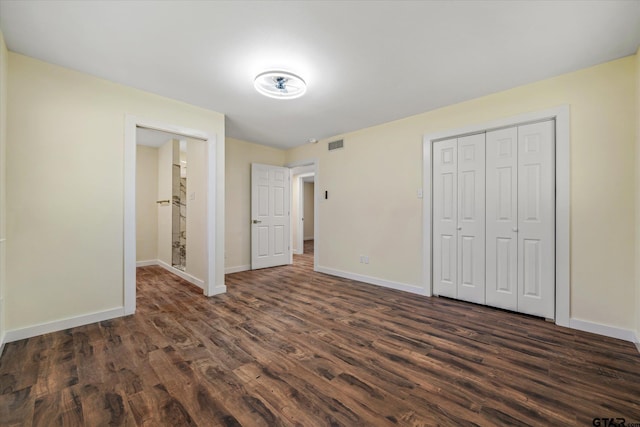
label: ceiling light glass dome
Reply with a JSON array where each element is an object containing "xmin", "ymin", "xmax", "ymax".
[{"xmin": 254, "ymin": 71, "xmax": 307, "ymax": 99}]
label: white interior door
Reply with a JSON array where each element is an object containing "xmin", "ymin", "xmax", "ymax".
[
  {"xmin": 517, "ymin": 121, "xmax": 555, "ymax": 318},
  {"xmin": 251, "ymin": 163, "xmax": 291, "ymax": 269},
  {"xmin": 432, "ymin": 138, "xmax": 458, "ymax": 298},
  {"xmin": 485, "ymin": 126, "xmax": 518, "ymax": 311},
  {"xmin": 456, "ymin": 134, "xmax": 485, "ymax": 304}
]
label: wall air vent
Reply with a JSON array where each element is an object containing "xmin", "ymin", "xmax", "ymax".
[{"xmin": 328, "ymin": 139, "xmax": 344, "ymax": 151}]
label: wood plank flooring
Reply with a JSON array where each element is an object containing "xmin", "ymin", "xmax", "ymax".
[{"xmin": 2, "ymin": 240, "xmax": 640, "ymax": 425}]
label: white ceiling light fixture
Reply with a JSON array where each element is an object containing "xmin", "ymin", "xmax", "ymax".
[{"xmin": 254, "ymin": 70, "xmax": 307, "ymax": 100}]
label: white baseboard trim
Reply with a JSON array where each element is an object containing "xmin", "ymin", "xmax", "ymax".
[
  {"xmin": 225, "ymin": 265, "xmax": 250, "ymax": 274},
  {"xmin": 156, "ymin": 260, "xmax": 204, "ymax": 289},
  {"xmin": 208, "ymin": 285, "xmax": 228, "ymax": 296},
  {"xmin": 316, "ymin": 266, "xmax": 429, "ymax": 296},
  {"xmin": 569, "ymin": 318, "xmax": 638, "ymax": 344},
  {"xmin": 136, "ymin": 259, "xmax": 158, "ymax": 267},
  {"xmin": 4, "ymin": 306, "xmax": 125, "ymax": 344},
  {"xmin": 304, "ymin": 237, "xmax": 314, "ymax": 241},
  {"xmin": 292, "ymin": 249, "xmax": 302, "ymax": 255}
]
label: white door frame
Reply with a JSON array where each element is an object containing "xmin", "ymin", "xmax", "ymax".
[
  {"xmin": 296, "ymin": 172, "xmax": 315, "ymax": 254},
  {"xmin": 286, "ymin": 159, "xmax": 319, "ymax": 270},
  {"xmin": 124, "ymin": 115, "xmax": 218, "ymax": 315},
  {"xmin": 423, "ymin": 105, "xmax": 570, "ymax": 327}
]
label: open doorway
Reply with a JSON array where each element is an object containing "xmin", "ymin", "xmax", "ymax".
[
  {"xmin": 289, "ymin": 160, "xmax": 318, "ymax": 271},
  {"xmin": 292, "ymin": 172, "xmax": 314, "ymax": 255},
  {"xmin": 124, "ymin": 116, "xmax": 223, "ymax": 316},
  {"xmin": 135, "ymin": 128, "xmax": 206, "ymax": 287}
]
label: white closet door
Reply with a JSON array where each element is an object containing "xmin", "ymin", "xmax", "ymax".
[
  {"xmin": 433, "ymin": 138, "xmax": 458, "ymax": 298},
  {"xmin": 485, "ymin": 127, "xmax": 518, "ymax": 311},
  {"xmin": 517, "ymin": 121, "xmax": 555, "ymax": 318},
  {"xmin": 456, "ymin": 134, "xmax": 485, "ymax": 304}
]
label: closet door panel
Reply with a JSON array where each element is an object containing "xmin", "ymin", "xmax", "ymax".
[
  {"xmin": 433, "ymin": 138, "xmax": 458, "ymax": 298},
  {"xmin": 517, "ymin": 120, "xmax": 555, "ymax": 318},
  {"xmin": 456, "ymin": 134, "xmax": 485, "ymax": 304},
  {"xmin": 485, "ymin": 127, "xmax": 518, "ymax": 311}
]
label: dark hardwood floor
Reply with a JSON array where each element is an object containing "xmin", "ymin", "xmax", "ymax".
[{"xmin": 1, "ymin": 240, "xmax": 639, "ymax": 425}]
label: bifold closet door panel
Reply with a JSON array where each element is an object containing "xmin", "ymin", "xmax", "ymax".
[
  {"xmin": 517, "ymin": 120, "xmax": 555, "ymax": 319},
  {"xmin": 485, "ymin": 127, "xmax": 518, "ymax": 311},
  {"xmin": 432, "ymin": 138, "xmax": 458, "ymax": 298},
  {"xmin": 456, "ymin": 134, "xmax": 486, "ymax": 304}
]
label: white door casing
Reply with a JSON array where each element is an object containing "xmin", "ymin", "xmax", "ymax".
[
  {"xmin": 456, "ymin": 133, "xmax": 485, "ymax": 304},
  {"xmin": 124, "ymin": 116, "xmax": 221, "ymax": 316},
  {"xmin": 251, "ymin": 163, "xmax": 291, "ymax": 269},
  {"xmin": 432, "ymin": 138, "xmax": 458, "ymax": 298},
  {"xmin": 517, "ymin": 120, "xmax": 555, "ymax": 318},
  {"xmin": 486, "ymin": 126, "xmax": 519, "ymax": 311}
]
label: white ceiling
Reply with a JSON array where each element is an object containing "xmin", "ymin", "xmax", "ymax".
[{"xmin": 1, "ymin": 1, "xmax": 639, "ymax": 149}]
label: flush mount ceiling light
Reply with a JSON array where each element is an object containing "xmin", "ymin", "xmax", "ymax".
[{"xmin": 254, "ymin": 71, "xmax": 306, "ymax": 100}]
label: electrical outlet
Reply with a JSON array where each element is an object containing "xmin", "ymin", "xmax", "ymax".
[{"xmin": 364, "ymin": 256, "xmax": 369, "ymax": 264}]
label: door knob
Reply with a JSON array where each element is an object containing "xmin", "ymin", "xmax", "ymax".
[
  {"xmin": 512, "ymin": 227, "xmax": 518, "ymax": 232},
  {"xmin": 252, "ymin": 220, "xmax": 262, "ymax": 224},
  {"xmin": 457, "ymin": 226, "xmax": 462, "ymax": 231}
]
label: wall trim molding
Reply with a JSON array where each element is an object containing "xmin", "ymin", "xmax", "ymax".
[
  {"xmin": 136, "ymin": 259, "xmax": 205, "ymax": 289},
  {"xmin": 225, "ymin": 264, "xmax": 250, "ymax": 274},
  {"xmin": 4, "ymin": 307, "xmax": 125, "ymax": 344},
  {"xmin": 569, "ymin": 318, "xmax": 639, "ymax": 344},
  {"xmin": 316, "ymin": 266, "xmax": 429, "ymax": 296},
  {"xmin": 155, "ymin": 260, "xmax": 204, "ymax": 289},
  {"xmin": 136, "ymin": 260, "xmax": 158, "ymax": 267},
  {"xmin": 209, "ymin": 284, "xmax": 227, "ymax": 296}
]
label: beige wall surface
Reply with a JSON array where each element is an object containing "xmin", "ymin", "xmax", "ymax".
[
  {"xmin": 303, "ymin": 182, "xmax": 314, "ymax": 240},
  {"xmin": 292, "ymin": 173, "xmax": 300, "ymax": 253},
  {"xmin": 6, "ymin": 53, "xmax": 225, "ymax": 331},
  {"xmin": 636, "ymin": 46, "xmax": 640, "ymax": 341},
  {"xmin": 135, "ymin": 145, "xmax": 158, "ymax": 262},
  {"xmin": 225, "ymin": 137, "xmax": 285, "ymax": 270},
  {"xmin": 287, "ymin": 55, "xmax": 638, "ymax": 330},
  {"xmin": 156, "ymin": 139, "xmax": 174, "ymax": 266},
  {"xmin": 0, "ymin": 31, "xmax": 7, "ymax": 343}
]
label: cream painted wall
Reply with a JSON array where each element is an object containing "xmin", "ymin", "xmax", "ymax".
[
  {"xmin": 0, "ymin": 31, "xmax": 7, "ymax": 344},
  {"xmin": 156, "ymin": 139, "xmax": 175, "ymax": 266},
  {"xmin": 303, "ymin": 182, "xmax": 314, "ymax": 240},
  {"xmin": 636, "ymin": 46, "xmax": 640, "ymax": 341},
  {"xmin": 225, "ymin": 137, "xmax": 285, "ymax": 271},
  {"xmin": 287, "ymin": 55, "xmax": 638, "ymax": 331},
  {"xmin": 6, "ymin": 53, "xmax": 225, "ymax": 331},
  {"xmin": 135, "ymin": 145, "xmax": 158, "ymax": 262},
  {"xmin": 292, "ymin": 173, "xmax": 300, "ymax": 253},
  {"xmin": 185, "ymin": 139, "xmax": 206, "ymax": 281}
]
